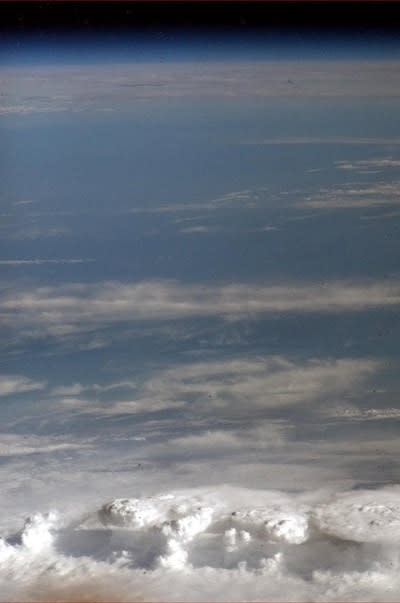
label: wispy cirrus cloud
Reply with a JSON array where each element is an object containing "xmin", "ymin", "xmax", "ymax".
[
  {"xmin": 128, "ymin": 188, "xmax": 267, "ymax": 214},
  {"xmin": 0, "ymin": 259, "xmax": 95, "ymax": 265},
  {"xmin": 0, "ymin": 376, "xmax": 46, "ymax": 397},
  {"xmin": 0, "ymin": 278, "xmax": 398, "ymax": 360},
  {"xmin": 0, "ymin": 104, "xmax": 66, "ymax": 115},
  {"xmin": 51, "ymin": 356, "xmax": 379, "ymax": 419},
  {"xmin": 4, "ymin": 60, "xmax": 400, "ymax": 117},
  {"xmin": 335, "ymin": 157, "xmax": 400, "ymax": 171},
  {"xmin": 1, "ymin": 280, "xmax": 399, "ymax": 342},
  {"xmin": 0, "ymin": 434, "xmax": 93, "ymax": 458},
  {"xmin": 166, "ymin": 428, "xmax": 280, "ymax": 452},
  {"xmin": 134, "ymin": 356, "xmax": 378, "ymax": 414},
  {"xmin": 360, "ymin": 210, "xmax": 400, "ymax": 221},
  {"xmin": 242, "ymin": 137, "xmax": 400, "ymax": 146},
  {"xmin": 4, "ymin": 227, "xmax": 72, "ymax": 241},
  {"xmin": 142, "ymin": 423, "xmax": 286, "ymax": 461},
  {"xmin": 300, "ymin": 180, "xmax": 400, "ymax": 209},
  {"xmin": 95, "ymin": 397, "xmax": 187, "ymax": 416},
  {"xmin": 180, "ymin": 225, "xmax": 219, "ymax": 234},
  {"xmin": 50, "ymin": 380, "xmax": 137, "ymax": 396},
  {"xmin": 322, "ymin": 406, "xmax": 400, "ymax": 421}
]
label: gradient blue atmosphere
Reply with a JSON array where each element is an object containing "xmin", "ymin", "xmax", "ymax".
[{"xmin": 1, "ymin": 30, "xmax": 400, "ymax": 601}]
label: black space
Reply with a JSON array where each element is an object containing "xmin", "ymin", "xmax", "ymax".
[{"xmin": 1, "ymin": 2, "xmax": 400, "ymax": 32}]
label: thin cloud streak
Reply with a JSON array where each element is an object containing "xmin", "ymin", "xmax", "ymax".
[
  {"xmin": 335, "ymin": 157, "xmax": 400, "ymax": 170},
  {"xmin": 0, "ymin": 376, "xmax": 46, "ymax": 397},
  {"xmin": 0, "ymin": 434, "xmax": 93, "ymax": 457},
  {"xmin": 0, "ymin": 259, "xmax": 95, "ymax": 265},
  {"xmin": 50, "ymin": 356, "xmax": 379, "ymax": 418},
  {"xmin": 242, "ymin": 137, "xmax": 400, "ymax": 145},
  {"xmin": 128, "ymin": 188, "xmax": 267, "ymax": 214},
  {"xmin": 136, "ymin": 356, "xmax": 378, "ymax": 414},
  {"xmin": 4, "ymin": 61, "xmax": 400, "ymax": 116},
  {"xmin": 1, "ymin": 280, "xmax": 399, "ymax": 340},
  {"xmin": 323, "ymin": 407, "xmax": 400, "ymax": 421},
  {"xmin": 300, "ymin": 180, "xmax": 400, "ymax": 209},
  {"xmin": 50, "ymin": 381, "xmax": 137, "ymax": 396},
  {"xmin": 148, "ymin": 425, "xmax": 287, "ymax": 458}
]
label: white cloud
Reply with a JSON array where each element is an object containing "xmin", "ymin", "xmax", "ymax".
[
  {"xmin": 0, "ymin": 104, "xmax": 66, "ymax": 115},
  {"xmin": 323, "ymin": 406, "xmax": 400, "ymax": 421},
  {"xmin": 209, "ymin": 188, "xmax": 268, "ymax": 208},
  {"xmin": 0, "ymin": 434, "xmax": 93, "ymax": 457},
  {"xmin": 360, "ymin": 210, "xmax": 400, "ymax": 221},
  {"xmin": 96, "ymin": 397, "xmax": 187, "ymax": 416},
  {"xmin": 242, "ymin": 137, "xmax": 400, "ymax": 145},
  {"xmin": 300, "ymin": 181, "xmax": 400, "ymax": 209},
  {"xmin": 51, "ymin": 384, "xmax": 87, "ymax": 396},
  {"xmin": 129, "ymin": 188, "xmax": 267, "ymax": 214},
  {"xmin": 3, "ymin": 485, "xmax": 400, "ymax": 602},
  {"xmin": 135, "ymin": 356, "xmax": 378, "ymax": 416},
  {"xmin": 1, "ymin": 279, "xmax": 400, "ymax": 342},
  {"xmin": 56, "ymin": 396, "xmax": 92, "ymax": 408},
  {"xmin": 0, "ymin": 259, "xmax": 94, "ymax": 265},
  {"xmin": 290, "ymin": 435, "xmax": 400, "ymax": 460},
  {"xmin": 5, "ymin": 227, "xmax": 71, "ymax": 241},
  {"xmin": 0, "ymin": 375, "xmax": 46, "ymax": 397},
  {"xmin": 168, "ymin": 430, "xmax": 247, "ymax": 451},
  {"xmin": 154, "ymin": 424, "xmax": 285, "ymax": 456},
  {"xmin": 335, "ymin": 157, "xmax": 400, "ymax": 170},
  {"xmin": 4, "ymin": 60, "xmax": 400, "ymax": 119},
  {"xmin": 58, "ymin": 356, "xmax": 378, "ymax": 419},
  {"xmin": 51, "ymin": 380, "xmax": 137, "ymax": 397},
  {"xmin": 259, "ymin": 225, "xmax": 278, "ymax": 232},
  {"xmin": 180, "ymin": 226, "xmax": 218, "ymax": 234}
]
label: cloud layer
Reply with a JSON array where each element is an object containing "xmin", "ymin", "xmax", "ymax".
[
  {"xmin": 335, "ymin": 157, "xmax": 400, "ymax": 171},
  {"xmin": 2, "ymin": 485, "xmax": 400, "ymax": 602},
  {"xmin": 46, "ymin": 355, "xmax": 378, "ymax": 421},
  {"xmin": 1, "ymin": 280, "xmax": 399, "ymax": 342},
  {"xmin": 0, "ymin": 434, "xmax": 92, "ymax": 458},
  {"xmin": 3, "ymin": 60, "xmax": 400, "ymax": 115},
  {"xmin": 0, "ymin": 259, "xmax": 94, "ymax": 265},
  {"xmin": 301, "ymin": 181, "xmax": 400, "ymax": 209},
  {"xmin": 0, "ymin": 376, "xmax": 45, "ymax": 397}
]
